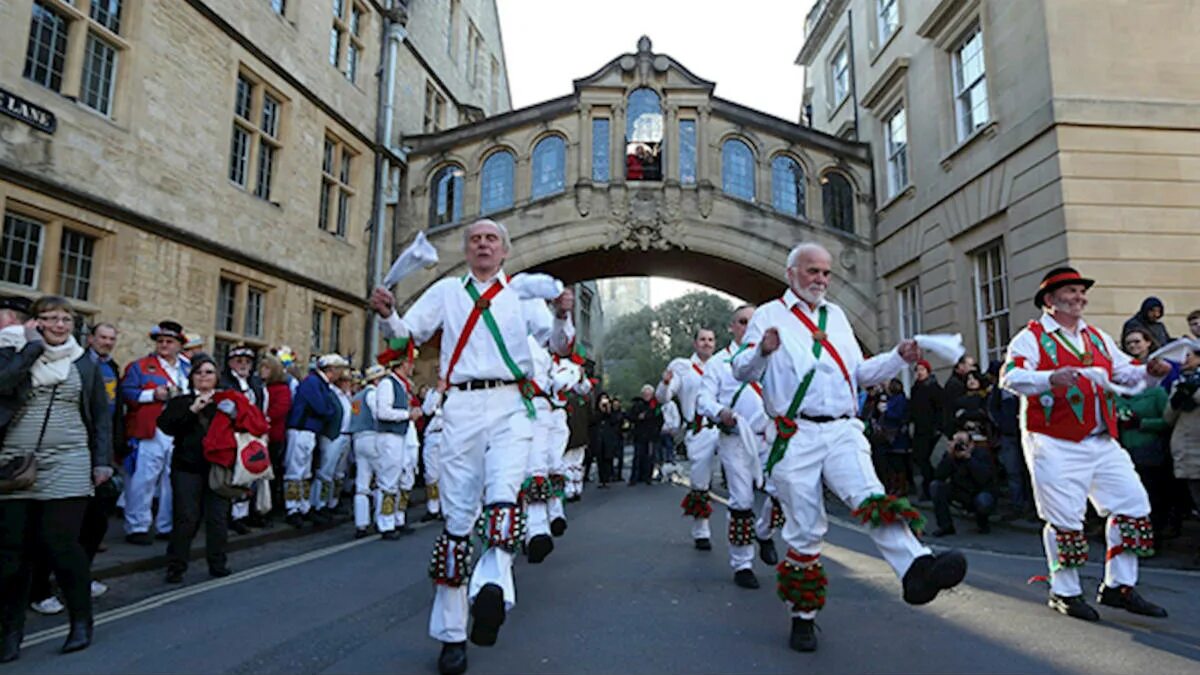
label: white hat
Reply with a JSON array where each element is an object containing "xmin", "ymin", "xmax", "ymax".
[
  {"xmin": 362, "ymin": 364, "xmax": 387, "ymax": 383},
  {"xmin": 317, "ymin": 353, "xmax": 350, "ymax": 369}
]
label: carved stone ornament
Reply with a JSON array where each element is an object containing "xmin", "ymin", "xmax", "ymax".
[
  {"xmin": 839, "ymin": 248, "xmax": 857, "ymax": 271},
  {"xmin": 575, "ymin": 181, "xmax": 593, "ymax": 217},
  {"xmin": 605, "ymin": 188, "xmax": 686, "ymax": 252},
  {"xmin": 697, "ymin": 181, "xmax": 714, "ymax": 219}
]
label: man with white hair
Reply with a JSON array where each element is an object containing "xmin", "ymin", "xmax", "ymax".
[
  {"xmin": 698, "ymin": 304, "xmax": 775, "ymax": 589},
  {"xmin": 370, "ymin": 218, "xmax": 573, "ymax": 675},
  {"xmin": 282, "ymin": 353, "xmax": 347, "ymax": 527},
  {"xmin": 657, "ymin": 328, "xmax": 720, "ymax": 550},
  {"xmin": 732, "ymin": 242, "xmax": 966, "ymax": 653}
]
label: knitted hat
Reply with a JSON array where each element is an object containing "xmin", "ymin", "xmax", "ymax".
[{"xmin": 916, "ymin": 359, "xmax": 932, "ymax": 373}]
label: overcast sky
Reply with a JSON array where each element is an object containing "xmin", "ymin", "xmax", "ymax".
[{"xmin": 496, "ymin": 0, "xmax": 817, "ymax": 307}]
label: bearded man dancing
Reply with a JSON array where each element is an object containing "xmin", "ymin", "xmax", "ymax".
[
  {"xmin": 731, "ymin": 242, "xmax": 966, "ymax": 653},
  {"xmin": 657, "ymin": 329, "xmax": 721, "ymax": 550},
  {"xmin": 1000, "ymin": 267, "xmax": 1170, "ymax": 621},
  {"xmin": 370, "ymin": 218, "xmax": 573, "ymax": 675}
]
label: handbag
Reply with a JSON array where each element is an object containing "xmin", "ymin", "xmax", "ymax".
[
  {"xmin": 231, "ymin": 432, "xmax": 273, "ymax": 487},
  {"xmin": 208, "ymin": 464, "xmax": 251, "ymax": 500},
  {"xmin": 0, "ymin": 384, "xmax": 58, "ymax": 494}
]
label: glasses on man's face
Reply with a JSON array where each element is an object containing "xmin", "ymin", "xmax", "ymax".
[{"xmin": 38, "ymin": 315, "xmax": 74, "ymax": 325}]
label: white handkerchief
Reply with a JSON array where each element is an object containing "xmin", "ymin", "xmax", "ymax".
[
  {"xmin": 382, "ymin": 231, "xmax": 439, "ymax": 288},
  {"xmin": 1078, "ymin": 367, "xmax": 1147, "ymax": 397},
  {"xmin": 1149, "ymin": 337, "xmax": 1200, "ymax": 364},
  {"xmin": 914, "ymin": 334, "xmax": 966, "ymax": 364},
  {"xmin": 508, "ymin": 273, "xmax": 564, "ymax": 300}
]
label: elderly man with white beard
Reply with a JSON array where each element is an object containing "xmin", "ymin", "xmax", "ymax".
[
  {"xmin": 370, "ymin": 218, "xmax": 573, "ymax": 675},
  {"xmin": 731, "ymin": 242, "xmax": 967, "ymax": 653}
]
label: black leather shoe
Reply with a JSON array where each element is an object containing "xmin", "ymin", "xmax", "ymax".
[
  {"xmin": 286, "ymin": 513, "xmax": 305, "ymax": 529},
  {"xmin": 1, "ymin": 627, "xmax": 21, "ymax": 663},
  {"xmin": 381, "ymin": 529, "xmax": 402, "ymax": 541},
  {"xmin": 789, "ymin": 617, "xmax": 818, "ymax": 652},
  {"xmin": 527, "ymin": 534, "xmax": 554, "ymax": 564},
  {"xmin": 469, "ymin": 584, "xmax": 505, "ymax": 647},
  {"xmin": 230, "ymin": 520, "xmax": 250, "ymax": 535},
  {"xmin": 694, "ymin": 538, "xmax": 712, "ymax": 551},
  {"xmin": 165, "ymin": 568, "xmax": 184, "ymax": 584},
  {"xmin": 438, "ymin": 641, "xmax": 467, "ymax": 675},
  {"xmin": 550, "ymin": 517, "xmax": 568, "ymax": 537},
  {"xmin": 1049, "ymin": 593, "xmax": 1100, "ymax": 621},
  {"xmin": 124, "ymin": 532, "xmax": 153, "ymax": 546},
  {"xmin": 209, "ymin": 566, "xmax": 232, "ymax": 578},
  {"xmin": 758, "ymin": 538, "xmax": 778, "ymax": 565},
  {"xmin": 60, "ymin": 615, "xmax": 92, "ymax": 654},
  {"xmin": 734, "ymin": 569, "xmax": 760, "ymax": 589},
  {"xmin": 1097, "ymin": 584, "xmax": 1168, "ymax": 618},
  {"xmin": 902, "ymin": 550, "xmax": 967, "ymax": 605}
]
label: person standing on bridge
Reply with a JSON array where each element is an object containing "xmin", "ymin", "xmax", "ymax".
[
  {"xmin": 657, "ymin": 329, "xmax": 721, "ymax": 550},
  {"xmin": 369, "ymin": 218, "xmax": 574, "ymax": 675},
  {"xmin": 731, "ymin": 242, "xmax": 967, "ymax": 653},
  {"xmin": 697, "ymin": 304, "xmax": 775, "ymax": 589},
  {"xmin": 1000, "ymin": 267, "xmax": 1170, "ymax": 622}
]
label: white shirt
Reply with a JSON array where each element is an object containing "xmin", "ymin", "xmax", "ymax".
[
  {"xmin": 374, "ymin": 373, "xmax": 415, "ymax": 424},
  {"xmin": 527, "ymin": 335, "xmax": 554, "ymax": 394},
  {"xmin": 380, "ymin": 270, "xmax": 574, "ymax": 384},
  {"xmin": 656, "ymin": 353, "xmax": 710, "ymax": 424},
  {"xmin": 661, "ymin": 400, "xmax": 681, "ymax": 434},
  {"xmin": 422, "ymin": 387, "xmax": 444, "ymax": 433},
  {"xmin": 333, "ymin": 385, "xmax": 352, "ymax": 434},
  {"xmin": 699, "ymin": 342, "xmax": 767, "ymax": 433},
  {"xmin": 732, "ymin": 289, "xmax": 905, "ymax": 419},
  {"xmin": 549, "ymin": 356, "xmax": 584, "ymax": 398},
  {"xmin": 1000, "ymin": 313, "xmax": 1149, "ymax": 434}
]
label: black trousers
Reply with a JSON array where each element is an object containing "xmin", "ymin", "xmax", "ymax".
[
  {"xmin": 268, "ymin": 440, "xmax": 286, "ymax": 515},
  {"xmin": 912, "ymin": 433, "xmax": 938, "ymax": 498},
  {"xmin": 167, "ymin": 470, "xmax": 230, "ymax": 573},
  {"xmin": 631, "ymin": 439, "xmax": 654, "ymax": 483},
  {"xmin": 30, "ymin": 492, "xmax": 115, "ymax": 602},
  {"xmin": 1134, "ymin": 463, "xmax": 1175, "ymax": 535},
  {"xmin": 0, "ymin": 497, "xmax": 91, "ymax": 632}
]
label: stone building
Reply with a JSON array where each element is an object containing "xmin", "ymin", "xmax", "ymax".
[
  {"xmin": 598, "ymin": 277, "xmax": 650, "ymax": 320},
  {"xmin": 0, "ymin": 0, "xmax": 512, "ymax": 369},
  {"xmin": 798, "ymin": 0, "xmax": 1200, "ymax": 366}
]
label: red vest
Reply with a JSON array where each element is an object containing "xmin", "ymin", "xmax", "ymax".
[{"xmin": 1022, "ymin": 320, "xmax": 1119, "ymax": 441}]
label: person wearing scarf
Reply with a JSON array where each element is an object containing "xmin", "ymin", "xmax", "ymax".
[{"xmin": 0, "ymin": 296, "xmax": 112, "ymax": 662}]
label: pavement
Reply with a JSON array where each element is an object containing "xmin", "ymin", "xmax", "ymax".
[{"xmin": 10, "ymin": 455, "xmax": 1200, "ymax": 674}]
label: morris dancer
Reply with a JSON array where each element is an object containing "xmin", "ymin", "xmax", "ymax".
[
  {"xmin": 421, "ymin": 380, "xmax": 448, "ymax": 522},
  {"xmin": 375, "ymin": 338, "xmax": 423, "ymax": 534},
  {"xmin": 657, "ymin": 329, "xmax": 720, "ymax": 550},
  {"xmin": 283, "ymin": 355, "xmax": 346, "ymax": 527},
  {"xmin": 698, "ymin": 305, "xmax": 773, "ymax": 588},
  {"xmin": 370, "ymin": 218, "xmax": 573, "ymax": 675},
  {"xmin": 521, "ymin": 334, "xmax": 560, "ymax": 563},
  {"xmin": 348, "ymin": 364, "xmax": 395, "ymax": 539},
  {"xmin": 1000, "ymin": 267, "xmax": 1169, "ymax": 621},
  {"xmin": 732, "ymin": 242, "xmax": 966, "ymax": 653},
  {"xmin": 547, "ymin": 348, "xmax": 590, "ymax": 531}
]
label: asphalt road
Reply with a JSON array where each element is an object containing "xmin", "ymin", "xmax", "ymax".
[{"xmin": 10, "ymin": 481, "xmax": 1200, "ymax": 674}]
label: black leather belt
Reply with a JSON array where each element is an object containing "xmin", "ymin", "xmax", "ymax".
[
  {"xmin": 800, "ymin": 414, "xmax": 851, "ymax": 424},
  {"xmin": 453, "ymin": 379, "xmax": 517, "ymax": 391}
]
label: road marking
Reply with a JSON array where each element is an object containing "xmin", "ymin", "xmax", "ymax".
[
  {"xmin": 670, "ymin": 475, "xmax": 1200, "ymax": 579},
  {"xmin": 20, "ymin": 521, "xmax": 434, "ymax": 648}
]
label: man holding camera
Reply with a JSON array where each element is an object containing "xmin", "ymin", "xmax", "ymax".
[
  {"xmin": 1001, "ymin": 267, "xmax": 1171, "ymax": 622},
  {"xmin": 929, "ymin": 432, "xmax": 996, "ymax": 536}
]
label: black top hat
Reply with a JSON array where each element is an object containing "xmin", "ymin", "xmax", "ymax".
[
  {"xmin": 227, "ymin": 345, "xmax": 256, "ymax": 360},
  {"xmin": 149, "ymin": 320, "xmax": 186, "ymax": 342},
  {"xmin": 1034, "ymin": 267, "xmax": 1095, "ymax": 309},
  {"xmin": 0, "ymin": 297, "xmax": 32, "ymax": 315}
]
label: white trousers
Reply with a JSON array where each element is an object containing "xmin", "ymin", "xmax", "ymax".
[
  {"xmin": 424, "ymin": 428, "xmax": 444, "ymax": 514},
  {"xmin": 525, "ymin": 401, "xmax": 556, "ymax": 541},
  {"xmin": 685, "ymin": 427, "xmax": 721, "ymax": 540},
  {"xmin": 717, "ymin": 431, "xmax": 758, "ymax": 571},
  {"xmin": 284, "ymin": 429, "xmax": 317, "ymax": 514},
  {"xmin": 428, "ymin": 386, "xmax": 532, "ymax": 644},
  {"xmin": 124, "ymin": 430, "xmax": 174, "ymax": 535},
  {"xmin": 1024, "ymin": 432, "xmax": 1150, "ymax": 596},
  {"xmin": 563, "ymin": 446, "xmax": 586, "ymax": 498},
  {"xmin": 546, "ymin": 408, "xmax": 570, "ymax": 522},
  {"xmin": 353, "ymin": 432, "xmax": 398, "ymax": 532},
  {"xmin": 772, "ymin": 418, "xmax": 930, "ymax": 618},
  {"xmin": 377, "ymin": 431, "xmax": 414, "ymax": 526},
  {"xmin": 310, "ymin": 434, "xmax": 350, "ymax": 511}
]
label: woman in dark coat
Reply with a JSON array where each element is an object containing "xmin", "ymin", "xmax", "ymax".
[{"xmin": 0, "ymin": 296, "xmax": 112, "ymax": 661}]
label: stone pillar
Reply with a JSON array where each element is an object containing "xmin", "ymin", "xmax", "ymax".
[{"xmin": 664, "ymin": 104, "xmax": 679, "ymax": 182}]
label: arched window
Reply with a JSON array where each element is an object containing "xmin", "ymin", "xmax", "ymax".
[
  {"xmin": 771, "ymin": 156, "xmax": 806, "ymax": 217},
  {"xmin": 430, "ymin": 164, "xmax": 463, "ymax": 227},
  {"xmin": 626, "ymin": 88, "xmax": 663, "ymax": 180},
  {"xmin": 822, "ymin": 172, "xmax": 855, "ymax": 233},
  {"xmin": 480, "ymin": 150, "xmax": 514, "ymax": 215},
  {"xmin": 722, "ymin": 139, "xmax": 755, "ymax": 201},
  {"xmin": 531, "ymin": 136, "xmax": 566, "ymax": 199}
]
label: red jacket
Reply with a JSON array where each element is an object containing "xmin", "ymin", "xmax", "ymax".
[
  {"xmin": 203, "ymin": 390, "xmax": 269, "ymax": 467},
  {"xmin": 265, "ymin": 381, "xmax": 292, "ymax": 444}
]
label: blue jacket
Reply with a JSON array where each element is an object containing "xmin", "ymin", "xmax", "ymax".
[{"xmin": 286, "ymin": 372, "xmax": 338, "ymax": 437}]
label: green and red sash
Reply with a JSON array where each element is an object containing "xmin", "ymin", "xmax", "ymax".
[{"xmin": 445, "ymin": 277, "xmax": 535, "ymax": 417}]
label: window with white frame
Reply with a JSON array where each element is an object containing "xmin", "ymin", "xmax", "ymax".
[
  {"xmin": 330, "ymin": 0, "xmax": 365, "ymax": 83},
  {"xmin": 896, "ymin": 280, "xmax": 921, "ymax": 340},
  {"xmin": 884, "ymin": 105, "xmax": 908, "ymax": 198},
  {"xmin": 972, "ymin": 241, "xmax": 1010, "ymax": 367},
  {"xmin": 831, "ymin": 43, "xmax": 850, "ymax": 106},
  {"xmin": 24, "ymin": 0, "xmax": 128, "ymax": 118},
  {"xmin": 952, "ymin": 23, "xmax": 989, "ymax": 141},
  {"xmin": 216, "ymin": 278, "xmax": 238, "ymax": 333},
  {"xmin": 229, "ymin": 72, "xmax": 284, "ymax": 200},
  {"xmin": 319, "ymin": 135, "xmax": 355, "ymax": 236},
  {"xmin": 0, "ymin": 212, "xmax": 45, "ymax": 288},
  {"xmin": 877, "ymin": 0, "xmax": 899, "ymax": 44},
  {"xmin": 58, "ymin": 229, "xmax": 96, "ymax": 301}
]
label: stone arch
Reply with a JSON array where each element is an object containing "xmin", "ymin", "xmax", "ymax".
[{"xmin": 470, "ymin": 141, "xmax": 520, "ymax": 170}]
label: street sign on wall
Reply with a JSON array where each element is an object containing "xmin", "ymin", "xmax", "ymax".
[{"xmin": 0, "ymin": 87, "xmax": 57, "ymax": 134}]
